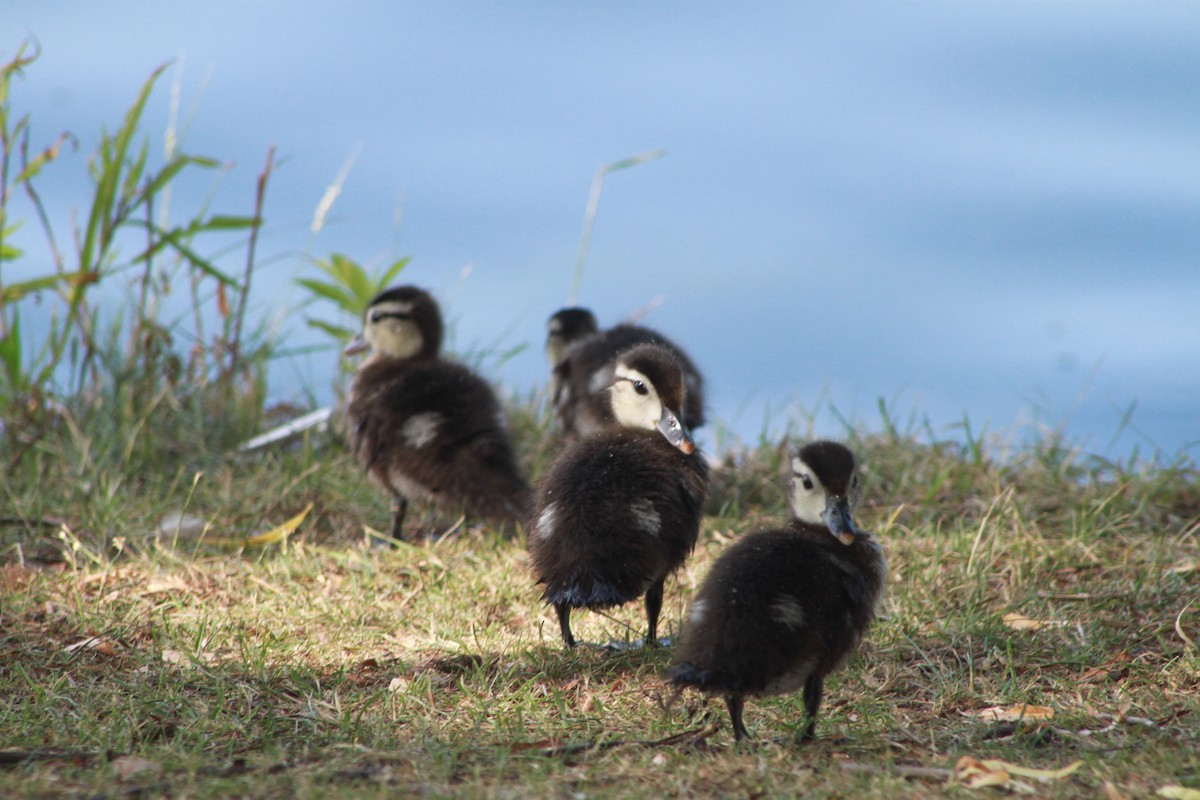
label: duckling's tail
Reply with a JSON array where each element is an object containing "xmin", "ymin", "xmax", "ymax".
[
  {"xmin": 543, "ymin": 572, "xmax": 631, "ymax": 610},
  {"xmin": 669, "ymin": 661, "xmax": 746, "ymax": 693}
]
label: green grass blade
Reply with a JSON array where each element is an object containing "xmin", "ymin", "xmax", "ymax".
[{"xmin": 295, "ymin": 278, "xmax": 356, "ymax": 309}]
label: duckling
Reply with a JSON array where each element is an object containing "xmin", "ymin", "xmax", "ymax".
[
  {"xmin": 669, "ymin": 441, "xmax": 886, "ymax": 742},
  {"xmin": 545, "ymin": 307, "xmax": 706, "ymax": 441},
  {"xmin": 528, "ymin": 343, "xmax": 710, "ymax": 648},
  {"xmin": 544, "ymin": 307, "xmax": 599, "ymax": 368},
  {"xmin": 344, "ymin": 285, "xmax": 532, "ymax": 540}
]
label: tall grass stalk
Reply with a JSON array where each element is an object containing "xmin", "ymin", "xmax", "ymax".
[{"xmin": 1, "ymin": 43, "xmax": 278, "ymax": 465}]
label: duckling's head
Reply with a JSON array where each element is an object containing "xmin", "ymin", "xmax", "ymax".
[
  {"xmin": 609, "ymin": 344, "xmax": 694, "ymax": 454},
  {"xmin": 545, "ymin": 307, "xmax": 599, "ymax": 365},
  {"xmin": 344, "ymin": 286, "xmax": 443, "ymax": 360},
  {"xmin": 789, "ymin": 441, "xmax": 862, "ymax": 544}
]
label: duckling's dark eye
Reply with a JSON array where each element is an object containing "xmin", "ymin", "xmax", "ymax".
[
  {"xmin": 800, "ymin": 474, "xmax": 814, "ymax": 491},
  {"xmin": 370, "ymin": 311, "xmax": 383, "ymax": 323},
  {"xmin": 633, "ymin": 380, "xmax": 649, "ymax": 396}
]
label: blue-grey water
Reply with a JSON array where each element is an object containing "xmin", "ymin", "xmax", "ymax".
[{"xmin": 6, "ymin": 3, "xmax": 1198, "ymax": 461}]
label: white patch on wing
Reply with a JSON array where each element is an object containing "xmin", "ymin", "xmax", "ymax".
[
  {"xmin": 629, "ymin": 498, "xmax": 661, "ymax": 535},
  {"xmin": 401, "ymin": 412, "xmax": 442, "ymax": 448},
  {"xmin": 688, "ymin": 599, "xmax": 708, "ymax": 626},
  {"xmin": 535, "ymin": 502, "xmax": 560, "ymax": 541},
  {"xmin": 769, "ymin": 595, "xmax": 807, "ymax": 629}
]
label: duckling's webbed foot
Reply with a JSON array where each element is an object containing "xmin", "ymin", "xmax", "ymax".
[{"xmin": 555, "ymin": 603, "xmax": 577, "ymax": 648}]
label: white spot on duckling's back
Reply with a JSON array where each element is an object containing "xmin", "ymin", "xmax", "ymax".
[
  {"xmin": 401, "ymin": 412, "xmax": 443, "ymax": 448},
  {"xmin": 535, "ymin": 502, "xmax": 560, "ymax": 541},
  {"xmin": 688, "ymin": 598, "xmax": 708, "ymax": 626},
  {"xmin": 630, "ymin": 498, "xmax": 661, "ymax": 535},
  {"xmin": 769, "ymin": 595, "xmax": 807, "ymax": 629}
]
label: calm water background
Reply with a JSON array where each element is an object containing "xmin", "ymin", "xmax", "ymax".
[{"xmin": 7, "ymin": 3, "xmax": 1199, "ymax": 461}]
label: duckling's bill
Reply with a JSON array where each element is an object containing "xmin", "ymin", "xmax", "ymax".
[
  {"xmin": 657, "ymin": 408, "xmax": 695, "ymax": 454},
  {"xmin": 343, "ymin": 335, "xmax": 369, "ymax": 356},
  {"xmin": 823, "ymin": 495, "xmax": 859, "ymax": 545}
]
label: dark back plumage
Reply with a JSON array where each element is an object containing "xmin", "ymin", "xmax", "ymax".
[
  {"xmin": 345, "ymin": 285, "xmax": 532, "ymax": 539},
  {"xmin": 546, "ymin": 307, "xmax": 706, "ymax": 440},
  {"xmin": 670, "ymin": 441, "xmax": 886, "ymax": 741},
  {"xmin": 529, "ymin": 343, "xmax": 710, "ymax": 647}
]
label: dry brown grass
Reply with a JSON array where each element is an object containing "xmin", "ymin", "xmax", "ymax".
[{"xmin": 2, "ymin": 409, "xmax": 1198, "ymax": 798}]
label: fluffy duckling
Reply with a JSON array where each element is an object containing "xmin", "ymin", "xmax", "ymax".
[
  {"xmin": 545, "ymin": 307, "xmax": 706, "ymax": 441},
  {"xmin": 528, "ymin": 343, "xmax": 710, "ymax": 648},
  {"xmin": 670, "ymin": 441, "xmax": 886, "ymax": 742},
  {"xmin": 344, "ymin": 286, "xmax": 532, "ymax": 540}
]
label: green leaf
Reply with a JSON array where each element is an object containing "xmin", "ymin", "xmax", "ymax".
[
  {"xmin": 202, "ymin": 214, "xmax": 258, "ymax": 231},
  {"xmin": 296, "ymin": 278, "xmax": 356, "ymax": 310},
  {"xmin": 0, "ymin": 272, "xmax": 70, "ymax": 304},
  {"xmin": 80, "ymin": 63, "xmax": 168, "ymax": 271},
  {"xmin": 0, "ymin": 309, "xmax": 23, "ymax": 386},
  {"xmin": 160, "ymin": 234, "xmax": 238, "ymax": 285},
  {"xmin": 137, "ymin": 155, "xmax": 193, "ymax": 200},
  {"xmin": 12, "ymin": 131, "xmax": 71, "ymax": 185},
  {"xmin": 378, "ymin": 256, "xmax": 411, "ymax": 289},
  {"xmin": 122, "ymin": 138, "xmax": 150, "ymax": 205},
  {"xmin": 305, "ymin": 318, "xmax": 354, "ymax": 341}
]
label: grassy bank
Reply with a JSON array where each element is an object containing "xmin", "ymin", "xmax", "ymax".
[
  {"xmin": 2, "ymin": 44, "xmax": 1198, "ymax": 799},
  {"xmin": 2, "ymin": 401, "xmax": 1198, "ymax": 798}
]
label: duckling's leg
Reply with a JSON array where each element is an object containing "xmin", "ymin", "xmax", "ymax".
[
  {"xmin": 799, "ymin": 674, "xmax": 823, "ymax": 741},
  {"xmin": 389, "ymin": 495, "xmax": 409, "ymax": 541},
  {"xmin": 726, "ymin": 695, "xmax": 750, "ymax": 741},
  {"xmin": 644, "ymin": 578, "xmax": 665, "ymax": 645},
  {"xmin": 555, "ymin": 603, "xmax": 577, "ymax": 648}
]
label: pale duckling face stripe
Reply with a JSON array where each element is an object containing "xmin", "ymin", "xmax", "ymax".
[
  {"xmin": 629, "ymin": 498, "xmax": 661, "ymax": 536},
  {"xmin": 401, "ymin": 412, "xmax": 443, "ymax": 448},
  {"xmin": 609, "ymin": 364, "xmax": 665, "ymax": 431},
  {"xmin": 363, "ymin": 300, "xmax": 423, "ymax": 358},
  {"xmin": 769, "ymin": 595, "xmax": 808, "ymax": 629},
  {"xmin": 789, "ymin": 456, "xmax": 829, "ymax": 527}
]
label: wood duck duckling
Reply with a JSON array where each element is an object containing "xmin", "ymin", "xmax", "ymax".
[
  {"xmin": 544, "ymin": 307, "xmax": 600, "ymax": 369},
  {"xmin": 545, "ymin": 307, "xmax": 706, "ymax": 441},
  {"xmin": 670, "ymin": 441, "xmax": 886, "ymax": 742},
  {"xmin": 529, "ymin": 343, "xmax": 710, "ymax": 648},
  {"xmin": 344, "ymin": 285, "xmax": 532, "ymax": 540}
]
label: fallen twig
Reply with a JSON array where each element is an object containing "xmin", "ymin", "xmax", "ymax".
[
  {"xmin": 511, "ymin": 725, "xmax": 717, "ymax": 757},
  {"xmin": 0, "ymin": 516, "xmax": 65, "ymax": 529},
  {"xmin": 0, "ymin": 749, "xmax": 100, "ymax": 768},
  {"xmin": 840, "ymin": 761, "xmax": 954, "ymax": 781}
]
